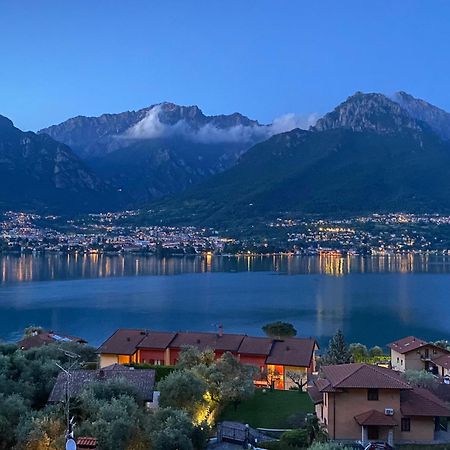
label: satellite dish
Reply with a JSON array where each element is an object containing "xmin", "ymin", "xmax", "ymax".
[{"xmin": 66, "ymin": 438, "xmax": 77, "ymax": 450}]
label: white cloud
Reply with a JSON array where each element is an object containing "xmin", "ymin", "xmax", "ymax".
[{"xmin": 125, "ymin": 105, "xmax": 319, "ymax": 144}]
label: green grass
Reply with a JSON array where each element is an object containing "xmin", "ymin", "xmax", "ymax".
[{"xmin": 219, "ymin": 389, "xmax": 314, "ymax": 429}]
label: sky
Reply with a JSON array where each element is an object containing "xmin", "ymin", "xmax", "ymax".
[{"xmin": 1, "ymin": 0, "xmax": 450, "ymax": 131}]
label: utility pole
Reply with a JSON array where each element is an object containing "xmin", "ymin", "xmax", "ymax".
[{"xmin": 55, "ymin": 349, "xmax": 80, "ymax": 450}]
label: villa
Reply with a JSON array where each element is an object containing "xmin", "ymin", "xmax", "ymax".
[
  {"xmin": 309, "ymin": 363, "xmax": 450, "ymax": 446},
  {"xmin": 388, "ymin": 336, "xmax": 450, "ymax": 377},
  {"xmin": 97, "ymin": 328, "xmax": 318, "ymax": 390}
]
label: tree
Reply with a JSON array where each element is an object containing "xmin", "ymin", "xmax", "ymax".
[
  {"xmin": 369, "ymin": 346, "xmax": 384, "ymax": 358},
  {"xmin": 404, "ymin": 370, "xmax": 437, "ymax": 389},
  {"xmin": 158, "ymin": 370, "xmax": 207, "ymax": 416},
  {"xmin": 434, "ymin": 340, "xmax": 450, "ymax": 352},
  {"xmin": 321, "ymin": 330, "xmax": 352, "ymax": 366},
  {"xmin": 0, "ymin": 394, "xmax": 29, "ymax": 450},
  {"xmin": 349, "ymin": 343, "xmax": 369, "ymax": 362},
  {"xmin": 262, "ymin": 321, "xmax": 297, "ymax": 338},
  {"xmin": 91, "ymin": 395, "xmax": 149, "ymax": 450},
  {"xmin": 148, "ymin": 408, "xmax": 194, "ymax": 450},
  {"xmin": 212, "ymin": 352, "xmax": 256, "ymax": 408},
  {"xmin": 176, "ymin": 346, "xmax": 215, "ymax": 370},
  {"xmin": 286, "ymin": 370, "xmax": 308, "ymax": 391}
]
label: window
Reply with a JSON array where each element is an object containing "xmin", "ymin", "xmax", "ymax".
[
  {"xmin": 397, "ymin": 357, "xmax": 399, "ymax": 363},
  {"xmin": 401, "ymin": 418, "xmax": 411, "ymax": 432},
  {"xmin": 367, "ymin": 388, "xmax": 379, "ymax": 401},
  {"xmin": 401, "ymin": 359, "xmax": 403, "ymax": 365}
]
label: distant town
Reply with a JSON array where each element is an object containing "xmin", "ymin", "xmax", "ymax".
[{"xmin": 3, "ymin": 210, "xmax": 450, "ymax": 256}]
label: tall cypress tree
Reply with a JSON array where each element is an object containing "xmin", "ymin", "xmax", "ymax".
[{"xmin": 321, "ymin": 329, "xmax": 352, "ymax": 366}]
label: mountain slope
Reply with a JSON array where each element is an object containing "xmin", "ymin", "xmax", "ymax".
[
  {"xmin": 39, "ymin": 103, "xmax": 268, "ymax": 203},
  {"xmin": 0, "ymin": 115, "xmax": 122, "ymax": 212},
  {"xmin": 392, "ymin": 91, "xmax": 450, "ymax": 141},
  {"xmin": 147, "ymin": 93, "xmax": 450, "ymax": 225}
]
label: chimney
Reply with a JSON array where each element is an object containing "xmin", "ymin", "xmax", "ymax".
[
  {"xmin": 218, "ymin": 323, "xmax": 223, "ymax": 337},
  {"xmin": 98, "ymin": 369, "xmax": 105, "ymax": 379}
]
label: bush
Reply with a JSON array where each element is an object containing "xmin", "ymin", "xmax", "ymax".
[
  {"xmin": 280, "ymin": 428, "xmax": 309, "ymax": 448},
  {"xmin": 132, "ymin": 363, "xmax": 176, "ymax": 381},
  {"xmin": 308, "ymin": 443, "xmax": 348, "ymax": 450}
]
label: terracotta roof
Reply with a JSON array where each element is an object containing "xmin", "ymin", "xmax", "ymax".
[
  {"xmin": 430, "ymin": 383, "xmax": 450, "ymax": 404},
  {"xmin": 238, "ymin": 336, "xmax": 274, "ymax": 355},
  {"xmin": 169, "ymin": 332, "xmax": 245, "ymax": 352},
  {"xmin": 48, "ymin": 364, "xmax": 155, "ymax": 402},
  {"xmin": 136, "ymin": 331, "xmax": 177, "ymax": 349},
  {"xmin": 321, "ymin": 364, "xmax": 412, "ymax": 390},
  {"xmin": 18, "ymin": 331, "xmax": 87, "ymax": 350},
  {"xmin": 401, "ymin": 387, "xmax": 450, "ymax": 417},
  {"xmin": 354, "ymin": 410, "xmax": 398, "ymax": 427},
  {"xmin": 97, "ymin": 328, "xmax": 317, "ymax": 368},
  {"xmin": 97, "ymin": 329, "xmax": 147, "ymax": 355},
  {"xmin": 387, "ymin": 336, "xmax": 429, "ymax": 354},
  {"xmin": 433, "ymin": 353, "xmax": 450, "ymax": 369},
  {"xmin": 266, "ymin": 338, "xmax": 316, "ymax": 367},
  {"xmin": 315, "ymin": 378, "xmax": 338, "ymax": 392},
  {"xmin": 77, "ymin": 437, "xmax": 97, "ymax": 448},
  {"xmin": 308, "ymin": 384, "xmax": 323, "ymax": 404}
]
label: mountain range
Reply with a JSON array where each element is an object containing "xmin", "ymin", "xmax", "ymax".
[
  {"xmin": 2, "ymin": 91, "xmax": 450, "ymax": 219},
  {"xmin": 146, "ymin": 92, "xmax": 450, "ymax": 225},
  {"xmin": 39, "ymin": 103, "xmax": 269, "ymax": 204},
  {"xmin": 0, "ymin": 115, "xmax": 122, "ymax": 212}
]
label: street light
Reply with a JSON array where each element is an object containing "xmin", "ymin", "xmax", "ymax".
[{"xmin": 56, "ymin": 348, "xmax": 80, "ymax": 449}]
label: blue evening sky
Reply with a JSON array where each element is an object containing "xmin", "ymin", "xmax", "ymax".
[{"xmin": 1, "ymin": 0, "xmax": 449, "ymax": 131}]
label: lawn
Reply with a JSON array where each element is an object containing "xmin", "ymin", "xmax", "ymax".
[{"xmin": 219, "ymin": 389, "xmax": 314, "ymax": 429}]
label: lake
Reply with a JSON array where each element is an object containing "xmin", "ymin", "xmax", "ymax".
[{"xmin": 1, "ymin": 253, "xmax": 450, "ymax": 348}]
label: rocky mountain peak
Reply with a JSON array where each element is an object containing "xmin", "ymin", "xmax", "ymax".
[{"xmin": 313, "ymin": 92, "xmax": 426, "ymax": 135}]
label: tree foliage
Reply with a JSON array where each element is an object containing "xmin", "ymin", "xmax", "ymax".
[
  {"xmin": 321, "ymin": 330, "xmax": 352, "ymax": 366},
  {"xmin": 158, "ymin": 370, "xmax": 207, "ymax": 416},
  {"xmin": 262, "ymin": 321, "xmax": 297, "ymax": 338},
  {"xmin": 404, "ymin": 369, "xmax": 437, "ymax": 389}
]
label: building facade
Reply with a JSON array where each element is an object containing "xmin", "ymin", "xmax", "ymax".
[
  {"xmin": 310, "ymin": 363, "xmax": 450, "ymax": 446},
  {"xmin": 97, "ymin": 328, "xmax": 318, "ymax": 390}
]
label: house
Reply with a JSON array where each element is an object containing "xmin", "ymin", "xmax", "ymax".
[
  {"xmin": 309, "ymin": 363, "xmax": 450, "ymax": 446},
  {"xmin": 388, "ymin": 336, "xmax": 450, "ymax": 375},
  {"xmin": 48, "ymin": 363, "xmax": 156, "ymax": 405},
  {"xmin": 433, "ymin": 354, "xmax": 450, "ymax": 378},
  {"xmin": 18, "ymin": 329, "xmax": 87, "ymax": 350},
  {"xmin": 97, "ymin": 328, "xmax": 318, "ymax": 390}
]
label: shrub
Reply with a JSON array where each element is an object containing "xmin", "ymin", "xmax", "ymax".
[{"xmin": 280, "ymin": 428, "xmax": 309, "ymax": 448}]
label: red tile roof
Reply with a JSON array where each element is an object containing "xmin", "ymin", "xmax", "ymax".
[
  {"xmin": 18, "ymin": 331, "xmax": 87, "ymax": 350},
  {"xmin": 401, "ymin": 387, "xmax": 450, "ymax": 417},
  {"xmin": 136, "ymin": 331, "xmax": 177, "ymax": 349},
  {"xmin": 433, "ymin": 353, "xmax": 450, "ymax": 369},
  {"xmin": 387, "ymin": 336, "xmax": 429, "ymax": 354},
  {"xmin": 169, "ymin": 332, "xmax": 245, "ymax": 352},
  {"xmin": 354, "ymin": 409, "xmax": 398, "ymax": 427},
  {"xmin": 321, "ymin": 364, "xmax": 412, "ymax": 390},
  {"xmin": 97, "ymin": 329, "xmax": 147, "ymax": 355},
  {"xmin": 98, "ymin": 329, "xmax": 317, "ymax": 368},
  {"xmin": 238, "ymin": 336, "xmax": 273, "ymax": 355},
  {"xmin": 266, "ymin": 338, "xmax": 316, "ymax": 367}
]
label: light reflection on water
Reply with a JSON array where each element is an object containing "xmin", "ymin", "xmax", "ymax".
[{"xmin": 2, "ymin": 253, "xmax": 450, "ymax": 284}]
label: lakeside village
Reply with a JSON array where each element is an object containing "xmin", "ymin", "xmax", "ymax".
[
  {"xmin": 1, "ymin": 322, "xmax": 450, "ymax": 449},
  {"xmin": 4, "ymin": 211, "xmax": 450, "ymax": 256}
]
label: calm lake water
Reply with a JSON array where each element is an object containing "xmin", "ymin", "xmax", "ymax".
[{"xmin": 1, "ymin": 254, "xmax": 450, "ymax": 348}]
